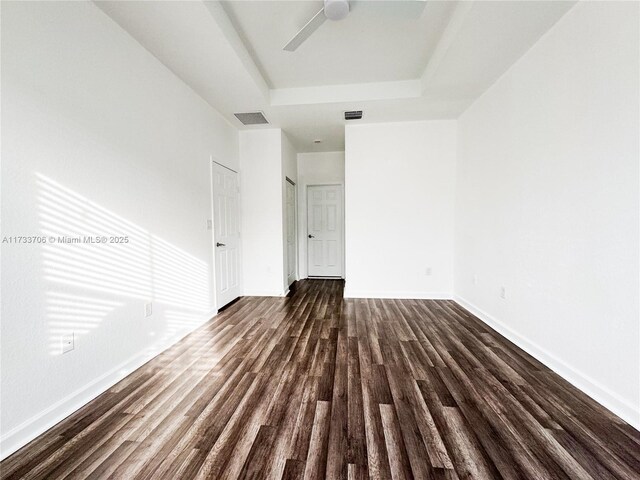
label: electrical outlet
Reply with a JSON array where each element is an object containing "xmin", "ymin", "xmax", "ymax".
[
  {"xmin": 500, "ymin": 286, "xmax": 506, "ymax": 299},
  {"xmin": 207, "ymin": 219, "xmax": 212, "ymax": 230},
  {"xmin": 144, "ymin": 302, "xmax": 153, "ymax": 317},
  {"xmin": 425, "ymin": 267, "xmax": 432, "ymax": 276},
  {"xmin": 473, "ymin": 274, "xmax": 479, "ymax": 285},
  {"xmin": 62, "ymin": 333, "xmax": 74, "ymax": 354}
]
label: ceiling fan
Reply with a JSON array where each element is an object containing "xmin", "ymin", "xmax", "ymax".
[
  {"xmin": 283, "ymin": 0, "xmax": 350, "ymax": 52},
  {"xmin": 282, "ymin": 0, "xmax": 427, "ymax": 52}
]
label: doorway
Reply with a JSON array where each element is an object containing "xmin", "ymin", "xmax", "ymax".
[
  {"xmin": 307, "ymin": 184, "xmax": 343, "ymax": 277},
  {"xmin": 286, "ymin": 178, "xmax": 297, "ymax": 287},
  {"xmin": 212, "ymin": 160, "xmax": 241, "ymax": 309}
]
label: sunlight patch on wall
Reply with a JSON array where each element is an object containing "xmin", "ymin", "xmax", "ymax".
[
  {"xmin": 35, "ymin": 173, "xmax": 212, "ymax": 355},
  {"xmin": 45, "ymin": 292, "xmax": 124, "ymax": 355}
]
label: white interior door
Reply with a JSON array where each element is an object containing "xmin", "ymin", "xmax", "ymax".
[
  {"xmin": 307, "ymin": 185, "xmax": 343, "ymax": 277},
  {"xmin": 212, "ymin": 162, "xmax": 240, "ymax": 308},
  {"xmin": 286, "ymin": 179, "xmax": 297, "ymax": 286}
]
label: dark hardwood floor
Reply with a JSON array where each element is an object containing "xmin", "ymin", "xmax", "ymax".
[{"xmin": 2, "ymin": 279, "xmax": 639, "ymax": 479}]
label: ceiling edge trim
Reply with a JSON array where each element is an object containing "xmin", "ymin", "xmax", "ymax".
[
  {"xmin": 420, "ymin": 0, "xmax": 474, "ymax": 93},
  {"xmin": 270, "ymin": 80, "xmax": 422, "ymax": 106},
  {"xmin": 202, "ymin": 0, "xmax": 271, "ymax": 101}
]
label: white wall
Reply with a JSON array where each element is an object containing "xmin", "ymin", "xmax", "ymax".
[
  {"xmin": 344, "ymin": 122, "xmax": 456, "ymax": 298},
  {"xmin": 240, "ymin": 130, "xmax": 297, "ymax": 295},
  {"xmin": 296, "ymin": 152, "xmax": 345, "ymax": 279},
  {"xmin": 455, "ymin": 1, "xmax": 639, "ymax": 427},
  {"xmin": 239, "ymin": 129, "xmax": 287, "ymax": 296},
  {"xmin": 1, "ymin": 1, "xmax": 239, "ymax": 458},
  {"xmin": 281, "ymin": 132, "xmax": 298, "ymax": 290}
]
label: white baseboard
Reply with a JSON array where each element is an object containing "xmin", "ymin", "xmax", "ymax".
[
  {"xmin": 344, "ymin": 290, "xmax": 452, "ymax": 300},
  {"xmin": 455, "ymin": 296, "xmax": 640, "ymax": 430},
  {"xmin": 0, "ymin": 309, "xmax": 217, "ymax": 461}
]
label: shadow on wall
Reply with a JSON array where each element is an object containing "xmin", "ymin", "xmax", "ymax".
[{"xmin": 35, "ymin": 173, "xmax": 211, "ymax": 356}]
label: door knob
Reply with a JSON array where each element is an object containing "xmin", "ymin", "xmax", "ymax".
[
  {"xmin": 308, "ymin": 234, "xmax": 315, "ymax": 239},
  {"xmin": 216, "ymin": 242, "xmax": 226, "ymax": 247}
]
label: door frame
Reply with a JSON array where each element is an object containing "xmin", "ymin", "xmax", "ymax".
[
  {"xmin": 285, "ymin": 177, "xmax": 298, "ymax": 287},
  {"xmin": 305, "ymin": 183, "xmax": 345, "ymax": 279},
  {"xmin": 209, "ymin": 156, "xmax": 241, "ymax": 311}
]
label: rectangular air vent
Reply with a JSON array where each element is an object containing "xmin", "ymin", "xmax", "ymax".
[
  {"xmin": 234, "ymin": 111, "xmax": 269, "ymax": 125},
  {"xmin": 344, "ymin": 110, "xmax": 363, "ymax": 120}
]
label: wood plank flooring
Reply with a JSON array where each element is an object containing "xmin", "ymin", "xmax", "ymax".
[{"xmin": 2, "ymin": 279, "xmax": 639, "ymax": 479}]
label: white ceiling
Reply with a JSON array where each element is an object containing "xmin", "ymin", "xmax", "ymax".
[
  {"xmin": 221, "ymin": 0, "xmax": 457, "ymax": 88},
  {"xmin": 96, "ymin": 0, "xmax": 576, "ymax": 153}
]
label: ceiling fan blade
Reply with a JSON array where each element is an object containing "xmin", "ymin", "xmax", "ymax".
[{"xmin": 283, "ymin": 8, "xmax": 326, "ymax": 51}]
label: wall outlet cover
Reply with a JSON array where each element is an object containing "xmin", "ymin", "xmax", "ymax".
[
  {"xmin": 144, "ymin": 302, "xmax": 153, "ymax": 317},
  {"xmin": 62, "ymin": 333, "xmax": 74, "ymax": 354}
]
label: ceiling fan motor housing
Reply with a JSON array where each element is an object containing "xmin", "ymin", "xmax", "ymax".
[{"xmin": 324, "ymin": 0, "xmax": 350, "ymax": 21}]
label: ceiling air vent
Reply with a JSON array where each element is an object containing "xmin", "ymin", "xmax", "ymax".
[
  {"xmin": 234, "ymin": 111, "xmax": 269, "ymax": 125},
  {"xmin": 344, "ymin": 110, "xmax": 363, "ymax": 120}
]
